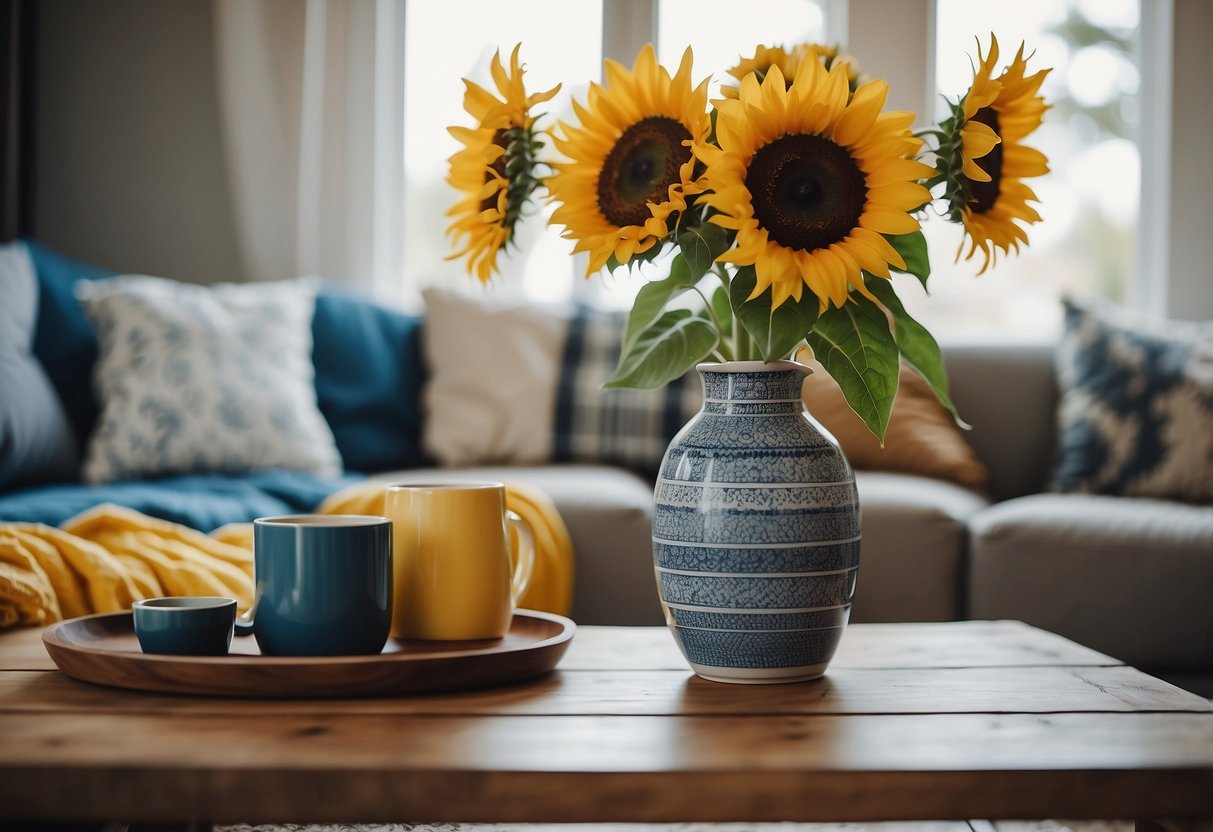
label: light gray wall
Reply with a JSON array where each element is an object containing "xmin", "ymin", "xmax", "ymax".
[
  {"xmin": 34, "ymin": 0, "xmax": 243, "ymax": 284},
  {"xmin": 1167, "ymin": 0, "xmax": 1213, "ymax": 320}
]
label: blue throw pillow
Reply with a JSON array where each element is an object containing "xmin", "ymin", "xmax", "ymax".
[
  {"xmin": 311, "ymin": 288, "xmax": 426, "ymax": 472},
  {"xmin": 24, "ymin": 239, "xmax": 118, "ymax": 447},
  {"xmin": 0, "ymin": 242, "xmax": 79, "ymax": 488},
  {"xmin": 1054, "ymin": 298, "xmax": 1213, "ymax": 503}
]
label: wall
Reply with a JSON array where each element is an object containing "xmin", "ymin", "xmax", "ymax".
[
  {"xmin": 1166, "ymin": 0, "xmax": 1213, "ymax": 320},
  {"xmin": 33, "ymin": 0, "xmax": 242, "ymax": 284}
]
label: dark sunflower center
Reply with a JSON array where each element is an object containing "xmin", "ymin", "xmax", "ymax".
[
  {"xmin": 745, "ymin": 133, "xmax": 867, "ymax": 252},
  {"xmin": 597, "ymin": 116, "xmax": 693, "ymax": 227},
  {"xmin": 967, "ymin": 107, "xmax": 1003, "ymax": 215},
  {"xmin": 478, "ymin": 128, "xmax": 511, "ymax": 215}
]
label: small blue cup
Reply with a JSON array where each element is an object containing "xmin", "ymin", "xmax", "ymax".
[
  {"xmin": 133, "ymin": 597, "xmax": 238, "ymax": 656},
  {"xmin": 237, "ymin": 514, "xmax": 393, "ymax": 656}
]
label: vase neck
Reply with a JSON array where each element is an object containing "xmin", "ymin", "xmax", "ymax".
[{"xmin": 699, "ymin": 365, "xmax": 807, "ymax": 413}]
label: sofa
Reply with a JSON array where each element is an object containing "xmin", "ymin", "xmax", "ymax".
[{"xmin": 2, "ymin": 241, "xmax": 1210, "ymax": 695}]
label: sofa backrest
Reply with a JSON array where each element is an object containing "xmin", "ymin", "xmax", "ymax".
[{"xmin": 943, "ymin": 340, "xmax": 1059, "ymax": 502}]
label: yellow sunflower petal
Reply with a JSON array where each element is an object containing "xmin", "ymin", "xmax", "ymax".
[
  {"xmin": 832, "ymin": 79, "xmax": 889, "ymax": 146},
  {"xmin": 860, "ymin": 209, "xmax": 921, "ymax": 236}
]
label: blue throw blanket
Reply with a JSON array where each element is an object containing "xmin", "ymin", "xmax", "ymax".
[{"xmin": 0, "ymin": 470, "xmax": 363, "ymax": 532}]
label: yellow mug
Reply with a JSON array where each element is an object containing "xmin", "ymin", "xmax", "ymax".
[{"xmin": 385, "ymin": 482, "xmax": 535, "ymax": 640}]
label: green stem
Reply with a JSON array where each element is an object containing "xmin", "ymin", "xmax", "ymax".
[
  {"xmin": 733, "ymin": 322, "xmax": 753, "ymax": 362},
  {"xmin": 708, "ymin": 264, "xmax": 747, "ymax": 361},
  {"xmin": 691, "ymin": 285, "xmax": 728, "ymax": 342},
  {"xmin": 711, "ymin": 264, "xmax": 750, "ymax": 363}
]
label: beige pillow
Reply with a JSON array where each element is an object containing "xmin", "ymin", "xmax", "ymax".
[
  {"xmin": 802, "ymin": 361, "xmax": 988, "ymax": 488},
  {"xmin": 421, "ymin": 288, "xmax": 569, "ymax": 467}
]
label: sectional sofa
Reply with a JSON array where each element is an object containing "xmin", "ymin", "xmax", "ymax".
[{"xmin": 3, "ymin": 241, "xmax": 1210, "ymax": 695}]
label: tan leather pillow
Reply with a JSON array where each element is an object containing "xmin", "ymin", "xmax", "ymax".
[{"xmin": 801, "ymin": 361, "xmax": 988, "ymax": 488}]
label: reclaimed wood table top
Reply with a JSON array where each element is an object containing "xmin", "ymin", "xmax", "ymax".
[{"xmin": 0, "ymin": 620, "xmax": 1210, "ymax": 827}]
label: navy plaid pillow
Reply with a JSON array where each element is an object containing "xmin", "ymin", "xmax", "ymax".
[{"xmin": 553, "ymin": 307, "xmax": 702, "ymax": 475}]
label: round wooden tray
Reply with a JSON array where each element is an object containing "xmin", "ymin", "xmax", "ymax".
[{"xmin": 42, "ymin": 609, "xmax": 575, "ymax": 698}]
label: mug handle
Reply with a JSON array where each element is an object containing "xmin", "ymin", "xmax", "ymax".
[
  {"xmin": 234, "ymin": 597, "xmax": 258, "ymax": 638},
  {"xmin": 506, "ymin": 509, "xmax": 536, "ymax": 605}
]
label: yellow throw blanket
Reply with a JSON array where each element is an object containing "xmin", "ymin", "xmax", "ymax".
[{"xmin": 0, "ymin": 480, "xmax": 574, "ymax": 627}]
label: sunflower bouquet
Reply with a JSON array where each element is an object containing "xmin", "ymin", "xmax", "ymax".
[{"xmin": 446, "ymin": 38, "xmax": 1049, "ymax": 441}]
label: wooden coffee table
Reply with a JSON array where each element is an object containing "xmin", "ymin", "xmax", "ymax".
[{"xmin": 0, "ymin": 620, "xmax": 1210, "ymax": 830}]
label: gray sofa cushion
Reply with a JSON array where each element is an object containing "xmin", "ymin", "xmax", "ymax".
[
  {"xmin": 968, "ymin": 493, "xmax": 1213, "ymax": 671},
  {"xmin": 945, "ymin": 340, "xmax": 1057, "ymax": 502},
  {"xmin": 851, "ymin": 472, "xmax": 988, "ymax": 622},
  {"xmin": 375, "ymin": 464, "xmax": 661, "ymax": 626}
]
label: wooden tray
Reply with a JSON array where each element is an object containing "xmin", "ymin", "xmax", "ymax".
[{"xmin": 42, "ymin": 609, "xmax": 575, "ymax": 698}]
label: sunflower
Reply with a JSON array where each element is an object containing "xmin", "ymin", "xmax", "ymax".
[
  {"xmin": 722, "ymin": 43, "xmax": 863, "ymax": 99},
  {"xmin": 446, "ymin": 45, "xmax": 560, "ymax": 282},
  {"xmin": 546, "ymin": 45, "xmax": 711, "ymax": 275},
  {"xmin": 696, "ymin": 57, "xmax": 934, "ymax": 310},
  {"xmin": 938, "ymin": 35, "xmax": 1051, "ymax": 273}
]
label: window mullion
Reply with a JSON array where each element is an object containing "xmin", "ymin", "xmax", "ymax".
[
  {"xmin": 846, "ymin": 0, "xmax": 933, "ymax": 124},
  {"xmin": 601, "ymin": 0, "xmax": 659, "ymax": 66}
]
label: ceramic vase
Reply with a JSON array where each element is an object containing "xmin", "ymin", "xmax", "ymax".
[{"xmin": 652, "ymin": 360, "xmax": 860, "ymax": 683}]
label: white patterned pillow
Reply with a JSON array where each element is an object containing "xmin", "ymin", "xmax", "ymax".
[{"xmin": 78, "ymin": 275, "xmax": 342, "ymax": 484}]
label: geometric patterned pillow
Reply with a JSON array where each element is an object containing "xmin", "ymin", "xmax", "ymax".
[
  {"xmin": 77, "ymin": 275, "xmax": 342, "ymax": 484},
  {"xmin": 1054, "ymin": 298, "xmax": 1213, "ymax": 503}
]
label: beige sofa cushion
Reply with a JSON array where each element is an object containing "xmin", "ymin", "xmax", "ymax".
[{"xmin": 851, "ymin": 471, "xmax": 989, "ymax": 623}]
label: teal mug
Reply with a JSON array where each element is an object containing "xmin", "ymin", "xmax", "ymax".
[
  {"xmin": 133, "ymin": 596, "xmax": 237, "ymax": 656},
  {"xmin": 237, "ymin": 515, "xmax": 393, "ymax": 656}
]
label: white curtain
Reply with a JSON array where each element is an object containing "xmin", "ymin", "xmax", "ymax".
[{"xmin": 213, "ymin": 0, "xmax": 405, "ymax": 293}]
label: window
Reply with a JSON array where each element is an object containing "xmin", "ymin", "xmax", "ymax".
[
  {"xmin": 401, "ymin": 0, "xmax": 829, "ymax": 308},
  {"xmin": 402, "ymin": 0, "xmax": 1156, "ymax": 334},
  {"xmin": 891, "ymin": 0, "xmax": 1143, "ymax": 338}
]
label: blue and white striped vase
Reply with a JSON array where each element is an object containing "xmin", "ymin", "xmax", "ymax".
[{"xmin": 652, "ymin": 360, "xmax": 860, "ymax": 684}]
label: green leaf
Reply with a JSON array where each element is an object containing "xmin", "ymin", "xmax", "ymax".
[
  {"xmin": 729, "ymin": 265, "xmax": 820, "ymax": 362},
  {"xmin": 676, "ymin": 222, "xmax": 730, "ymax": 281},
  {"xmin": 606, "ymin": 309, "xmax": 718, "ymax": 389},
  {"xmin": 709, "ymin": 284, "xmax": 733, "ymax": 338},
  {"xmin": 886, "ymin": 230, "xmax": 930, "ymax": 288},
  {"xmin": 806, "ymin": 296, "xmax": 900, "ymax": 442},
  {"xmin": 621, "ymin": 255, "xmax": 696, "ymax": 352},
  {"xmin": 864, "ymin": 277, "xmax": 965, "ymax": 426}
]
